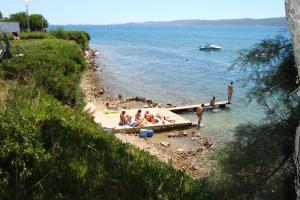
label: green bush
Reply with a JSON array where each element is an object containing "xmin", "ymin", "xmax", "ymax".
[
  {"xmin": 0, "ymin": 39, "xmax": 86, "ymax": 106},
  {"xmin": 0, "ymin": 32, "xmax": 54, "ymax": 40},
  {"xmin": 50, "ymin": 30, "xmax": 89, "ymax": 49},
  {"xmin": 0, "ymin": 81, "xmax": 211, "ymax": 199},
  {"xmin": 0, "ymin": 37, "xmax": 212, "ymax": 199},
  {"xmin": 19, "ymin": 32, "xmax": 54, "ymax": 40},
  {"xmin": 82, "ymin": 31, "xmax": 91, "ymax": 41}
]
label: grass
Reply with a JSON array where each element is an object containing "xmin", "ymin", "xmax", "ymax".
[
  {"xmin": 1, "ymin": 39, "xmax": 85, "ymax": 106},
  {"xmin": 0, "ymin": 32, "xmax": 55, "ymax": 40},
  {"xmin": 0, "ymin": 37, "xmax": 212, "ymax": 199}
]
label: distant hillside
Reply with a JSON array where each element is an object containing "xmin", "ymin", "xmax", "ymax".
[{"xmin": 137, "ymin": 17, "xmax": 287, "ymax": 27}]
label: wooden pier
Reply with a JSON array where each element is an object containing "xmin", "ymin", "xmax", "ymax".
[
  {"xmin": 98, "ymin": 108, "xmax": 192, "ymax": 134},
  {"xmin": 92, "ymin": 101, "xmax": 231, "ymax": 134},
  {"xmin": 168, "ymin": 100, "xmax": 231, "ymax": 113}
]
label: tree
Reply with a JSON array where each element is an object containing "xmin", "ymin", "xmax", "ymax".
[
  {"xmin": 285, "ymin": 0, "xmax": 300, "ymax": 198},
  {"xmin": 8, "ymin": 12, "xmax": 28, "ymax": 31},
  {"xmin": 0, "ymin": 11, "xmax": 3, "ymax": 21},
  {"xmin": 29, "ymin": 14, "xmax": 48, "ymax": 31},
  {"xmin": 6, "ymin": 12, "xmax": 48, "ymax": 32},
  {"xmin": 213, "ymin": 37, "xmax": 299, "ymax": 200}
]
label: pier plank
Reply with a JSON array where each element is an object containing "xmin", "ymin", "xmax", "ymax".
[{"xmin": 168, "ymin": 100, "xmax": 231, "ymax": 112}]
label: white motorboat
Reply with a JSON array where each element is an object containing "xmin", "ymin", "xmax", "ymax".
[{"xmin": 199, "ymin": 44, "xmax": 222, "ymax": 51}]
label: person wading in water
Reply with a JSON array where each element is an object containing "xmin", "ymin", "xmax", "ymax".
[{"xmin": 196, "ymin": 104, "xmax": 205, "ymax": 128}]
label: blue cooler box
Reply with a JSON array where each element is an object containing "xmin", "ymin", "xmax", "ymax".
[{"xmin": 139, "ymin": 129, "xmax": 154, "ymax": 138}]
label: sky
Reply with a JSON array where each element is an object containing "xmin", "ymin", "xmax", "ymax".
[{"xmin": 0, "ymin": 0, "xmax": 285, "ymax": 25}]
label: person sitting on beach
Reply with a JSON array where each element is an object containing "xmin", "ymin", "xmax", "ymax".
[
  {"xmin": 12, "ymin": 32, "xmax": 20, "ymax": 41},
  {"xmin": 227, "ymin": 82, "xmax": 234, "ymax": 104},
  {"xmin": 196, "ymin": 104, "xmax": 205, "ymax": 127},
  {"xmin": 135, "ymin": 109, "xmax": 142, "ymax": 122},
  {"xmin": 144, "ymin": 110, "xmax": 155, "ymax": 124},
  {"xmin": 119, "ymin": 111, "xmax": 132, "ymax": 126},
  {"xmin": 155, "ymin": 113, "xmax": 175, "ymax": 124},
  {"xmin": 119, "ymin": 111, "xmax": 126, "ymax": 125},
  {"xmin": 210, "ymin": 97, "xmax": 216, "ymax": 110}
]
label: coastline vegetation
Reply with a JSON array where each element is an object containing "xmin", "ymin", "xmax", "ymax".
[
  {"xmin": 2, "ymin": 9, "xmax": 298, "ymax": 199},
  {"xmin": 0, "ymin": 32, "xmax": 212, "ymax": 199},
  {"xmin": 0, "ymin": 32, "xmax": 55, "ymax": 40},
  {"xmin": 212, "ymin": 36, "xmax": 299, "ymax": 200},
  {"xmin": 49, "ymin": 29, "xmax": 90, "ymax": 49}
]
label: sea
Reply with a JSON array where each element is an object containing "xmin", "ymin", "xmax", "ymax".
[{"xmin": 54, "ymin": 24, "xmax": 288, "ymax": 145}]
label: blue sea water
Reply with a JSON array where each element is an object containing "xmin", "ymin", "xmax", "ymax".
[{"xmin": 58, "ymin": 24, "xmax": 288, "ymax": 144}]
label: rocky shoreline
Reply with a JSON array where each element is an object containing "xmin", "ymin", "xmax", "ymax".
[{"xmin": 80, "ymin": 49, "xmax": 215, "ymax": 178}]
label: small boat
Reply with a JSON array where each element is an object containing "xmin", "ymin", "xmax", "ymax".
[{"xmin": 199, "ymin": 44, "xmax": 222, "ymax": 51}]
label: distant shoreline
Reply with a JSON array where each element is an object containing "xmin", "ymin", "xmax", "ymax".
[{"xmin": 51, "ymin": 17, "xmax": 287, "ymax": 27}]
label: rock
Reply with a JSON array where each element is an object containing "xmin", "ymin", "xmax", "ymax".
[
  {"xmin": 168, "ymin": 133, "xmax": 174, "ymax": 138},
  {"xmin": 177, "ymin": 148, "xmax": 185, "ymax": 152},
  {"xmin": 127, "ymin": 97, "xmax": 135, "ymax": 101},
  {"xmin": 166, "ymin": 103, "xmax": 173, "ymax": 108},
  {"xmin": 197, "ymin": 147, "xmax": 204, "ymax": 152},
  {"xmin": 99, "ymin": 89, "xmax": 104, "ymax": 94},
  {"xmin": 160, "ymin": 141, "xmax": 170, "ymax": 147},
  {"xmin": 83, "ymin": 102, "xmax": 96, "ymax": 114},
  {"xmin": 135, "ymin": 96, "xmax": 146, "ymax": 101},
  {"xmin": 204, "ymin": 141, "xmax": 213, "ymax": 148},
  {"xmin": 143, "ymin": 105, "xmax": 149, "ymax": 108},
  {"xmin": 146, "ymin": 100, "xmax": 153, "ymax": 104},
  {"xmin": 118, "ymin": 94, "xmax": 123, "ymax": 100}
]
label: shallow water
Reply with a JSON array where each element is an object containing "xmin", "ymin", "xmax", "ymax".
[{"xmin": 58, "ymin": 24, "xmax": 288, "ymax": 144}]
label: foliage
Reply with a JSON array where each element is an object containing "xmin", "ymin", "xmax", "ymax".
[
  {"xmin": 7, "ymin": 12, "xmax": 28, "ymax": 31},
  {"xmin": 29, "ymin": 14, "xmax": 49, "ymax": 31},
  {"xmin": 0, "ymin": 74, "xmax": 211, "ymax": 200},
  {"xmin": 50, "ymin": 29, "xmax": 90, "ymax": 49},
  {"xmin": 82, "ymin": 31, "xmax": 91, "ymax": 41},
  {"xmin": 0, "ymin": 32, "xmax": 54, "ymax": 40},
  {"xmin": 0, "ymin": 39, "xmax": 86, "ymax": 106},
  {"xmin": 5, "ymin": 12, "xmax": 48, "ymax": 32},
  {"xmin": 0, "ymin": 11, "xmax": 3, "ymax": 21},
  {"xmin": 0, "ymin": 38, "xmax": 211, "ymax": 199},
  {"xmin": 213, "ymin": 37, "xmax": 299, "ymax": 200}
]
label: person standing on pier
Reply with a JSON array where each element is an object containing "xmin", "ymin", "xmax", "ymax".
[
  {"xmin": 227, "ymin": 82, "xmax": 234, "ymax": 103},
  {"xmin": 196, "ymin": 104, "xmax": 205, "ymax": 128}
]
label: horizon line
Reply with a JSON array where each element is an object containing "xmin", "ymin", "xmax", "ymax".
[{"xmin": 49, "ymin": 16, "xmax": 286, "ymax": 26}]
